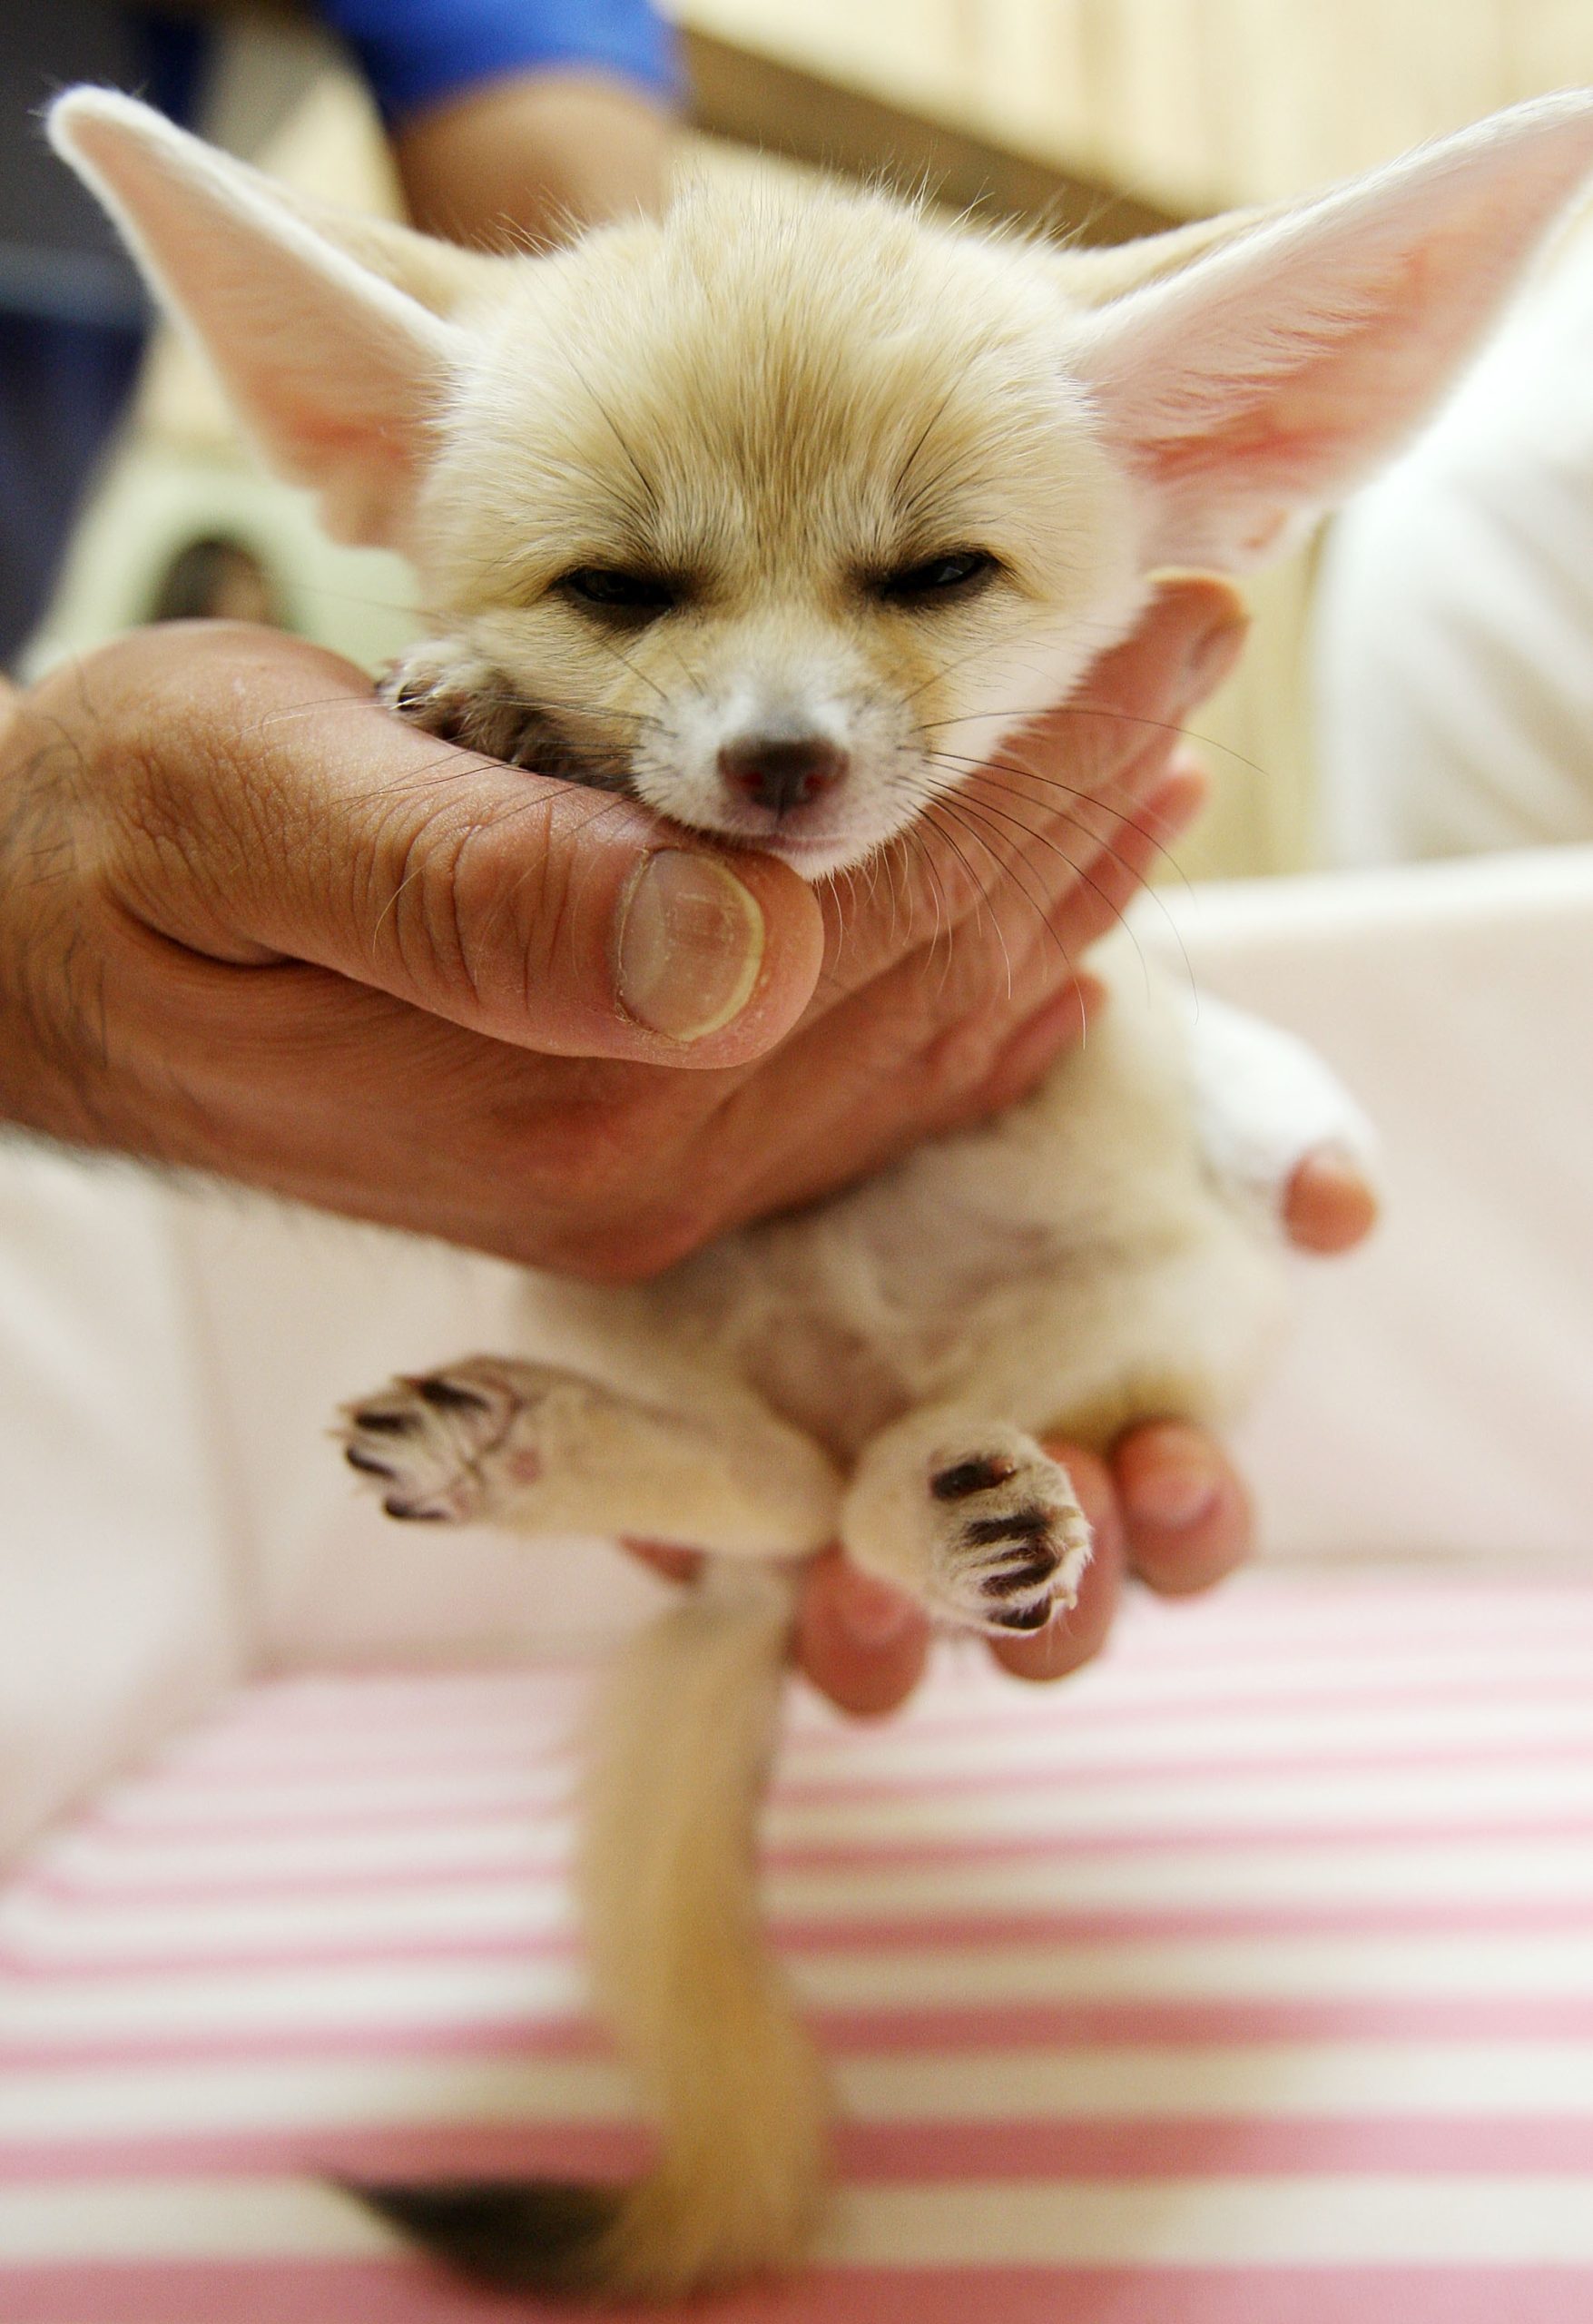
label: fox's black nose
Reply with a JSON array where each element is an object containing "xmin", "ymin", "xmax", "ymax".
[{"xmin": 718, "ymin": 733, "xmax": 848, "ymax": 814}]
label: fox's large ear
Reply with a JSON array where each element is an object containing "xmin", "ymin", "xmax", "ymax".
[
  {"xmin": 1070, "ymin": 94, "xmax": 1593, "ymax": 571},
  {"xmin": 48, "ymin": 88, "xmax": 477, "ymax": 548}
]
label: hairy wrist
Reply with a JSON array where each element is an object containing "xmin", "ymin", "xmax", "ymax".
[
  {"xmin": 0, "ymin": 632, "xmax": 290, "ymax": 1158},
  {"xmin": 0, "ymin": 676, "xmax": 111, "ymax": 1147}
]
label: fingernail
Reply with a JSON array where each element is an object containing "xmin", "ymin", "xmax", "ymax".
[
  {"xmin": 615, "ymin": 850, "xmax": 765, "ymax": 1041},
  {"xmin": 1131, "ymin": 1460, "xmax": 1223, "ymax": 1531},
  {"xmin": 1181, "ymin": 610, "xmax": 1248, "ymax": 705},
  {"xmin": 836, "ymin": 1568, "xmax": 919, "ymax": 1647}
]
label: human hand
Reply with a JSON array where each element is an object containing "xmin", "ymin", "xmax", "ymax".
[
  {"xmin": 0, "ymin": 578, "xmax": 1242, "ymax": 1275},
  {"xmin": 781, "ymin": 1150, "xmax": 1378, "ymax": 1714}
]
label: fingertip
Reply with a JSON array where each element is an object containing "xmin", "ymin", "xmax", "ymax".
[
  {"xmin": 1284, "ymin": 1147, "xmax": 1381, "ymax": 1254},
  {"xmin": 1115, "ymin": 1420, "xmax": 1252, "ymax": 1596},
  {"xmin": 613, "ymin": 846, "xmax": 825, "ymax": 1065},
  {"xmin": 698, "ymin": 848, "xmax": 829, "ymax": 1058},
  {"xmin": 349, "ymin": 734, "xmax": 826, "ymax": 1068},
  {"xmin": 1147, "ymin": 575, "xmax": 1250, "ymax": 688},
  {"xmin": 1148, "ymin": 571, "xmax": 1250, "ymax": 635},
  {"xmin": 794, "ymin": 1549, "xmax": 931, "ymax": 1718},
  {"xmin": 1103, "ymin": 576, "xmax": 1250, "ymax": 719},
  {"xmin": 619, "ymin": 1539, "xmax": 703, "ymax": 1585}
]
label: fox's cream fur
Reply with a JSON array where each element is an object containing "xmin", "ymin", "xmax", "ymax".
[{"xmin": 53, "ymin": 84, "xmax": 1593, "ymax": 2298}]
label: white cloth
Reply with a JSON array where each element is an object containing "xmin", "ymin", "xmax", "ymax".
[
  {"xmin": 0, "ymin": 1143, "xmax": 244, "ymax": 1860},
  {"xmin": 1316, "ymin": 231, "xmax": 1593, "ymax": 863},
  {"xmin": 1159, "ymin": 848, "xmax": 1593, "ymax": 1569}
]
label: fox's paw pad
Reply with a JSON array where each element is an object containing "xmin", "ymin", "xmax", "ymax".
[
  {"xmin": 339, "ymin": 1358, "xmax": 531, "ymax": 1523},
  {"xmin": 929, "ymin": 1440, "xmax": 1091, "ymax": 1636}
]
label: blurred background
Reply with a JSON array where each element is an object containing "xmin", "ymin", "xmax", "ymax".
[{"xmin": 24, "ymin": 0, "xmax": 1593, "ymax": 878}]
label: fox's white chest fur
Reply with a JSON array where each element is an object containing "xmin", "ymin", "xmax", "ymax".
[
  {"xmin": 635, "ymin": 950, "xmax": 1283, "ymax": 1462},
  {"xmin": 54, "ymin": 82, "xmax": 1593, "ymax": 2301}
]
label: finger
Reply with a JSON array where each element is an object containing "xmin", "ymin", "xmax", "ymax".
[
  {"xmin": 989, "ymin": 1444, "xmax": 1126, "ymax": 1680},
  {"xmin": 913, "ymin": 583, "xmax": 1241, "ymax": 934},
  {"xmin": 930, "ymin": 753, "xmax": 1208, "ymax": 1110},
  {"xmin": 794, "ymin": 1548, "xmax": 931, "ymax": 1718},
  {"xmin": 815, "ymin": 579, "xmax": 1249, "ymax": 1005},
  {"xmin": 76, "ymin": 931, "xmax": 651, "ymax": 1255},
  {"xmin": 1020, "ymin": 753, "xmax": 1210, "ymax": 963},
  {"xmin": 1059, "ymin": 745, "xmax": 1211, "ymax": 895},
  {"xmin": 630, "ymin": 1538, "xmax": 933, "ymax": 1719},
  {"xmin": 620, "ymin": 1540, "xmax": 703, "ymax": 1585},
  {"xmin": 1050, "ymin": 575, "xmax": 1248, "ymax": 786},
  {"xmin": 86, "ymin": 625, "xmax": 825, "ymax": 1068},
  {"xmin": 108, "ymin": 921, "xmax": 1090, "ymax": 1275},
  {"xmin": 934, "ymin": 972, "xmax": 1106, "ymax": 1129},
  {"xmin": 572, "ymin": 960, "xmax": 1097, "ymax": 1278},
  {"xmin": 704, "ymin": 964, "xmax": 1096, "ymax": 1239},
  {"xmin": 938, "ymin": 688, "xmax": 1218, "ymax": 950},
  {"xmin": 1284, "ymin": 1146, "xmax": 1381, "ymax": 1254},
  {"xmin": 628, "ymin": 1540, "xmax": 932, "ymax": 1720},
  {"xmin": 1113, "ymin": 1419, "xmax": 1253, "ymax": 1596},
  {"xmin": 100, "ymin": 752, "xmax": 1193, "ymax": 1270}
]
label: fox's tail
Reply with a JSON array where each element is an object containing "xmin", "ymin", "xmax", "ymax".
[{"xmin": 357, "ymin": 1561, "xmax": 828, "ymax": 2299}]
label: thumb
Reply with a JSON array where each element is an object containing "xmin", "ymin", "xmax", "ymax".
[{"xmin": 91, "ymin": 628, "xmax": 826, "ymax": 1066}]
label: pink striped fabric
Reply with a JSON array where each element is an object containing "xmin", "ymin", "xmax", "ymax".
[{"xmin": 4, "ymin": 1570, "xmax": 1593, "ymax": 2320}]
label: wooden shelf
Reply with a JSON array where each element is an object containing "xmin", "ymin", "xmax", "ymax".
[{"xmin": 679, "ymin": 25, "xmax": 1185, "ymax": 241}]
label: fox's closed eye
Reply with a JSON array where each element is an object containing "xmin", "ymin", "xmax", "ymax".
[
  {"xmin": 870, "ymin": 548, "xmax": 1001, "ymax": 606},
  {"xmin": 556, "ymin": 566, "xmax": 682, "ymax": 623}
]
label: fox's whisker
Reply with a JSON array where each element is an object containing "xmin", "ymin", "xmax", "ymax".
[
  {"xmin": 915, "ymin": 806, "xmax": 1009, "ymax": 995},
  {"xmin": 917, "ymin": 759, "xmax": 1198, "ymax": 1000},
  {"xmin": 918, "ymin": 752, "xmax": 1195, "ymax": 899},
  {"xmin": 918, "ymin": 787, "xmax": 1086, "ymax": 984},
  {"xmin": 933, "ymin": 783, "xmax": 1146, "ymax": 980},
  {"xmin": 919, "ymin": 703, "xmax": 1280, "ymax": 796}
]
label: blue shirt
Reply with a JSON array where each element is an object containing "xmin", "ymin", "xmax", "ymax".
[
  {"xmin": 0, "ymin": 2, "xmax": 678, "ymax": 665},
  {"xmin": 320, "ymin": 0, "xmax": 675, "ymax": 123}
]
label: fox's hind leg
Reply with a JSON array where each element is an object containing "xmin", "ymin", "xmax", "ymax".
[
  {"xmin": 339, "ymin": 1354, "xmax": 840, "ymax": 1556},
  {"xmin": 840, "ymin": 1406, "xmax": 1092, "ymax": 1636}
]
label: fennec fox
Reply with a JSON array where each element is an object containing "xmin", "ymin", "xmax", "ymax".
[{"xmin": 54, "ymin": 84, "xmax": 1593, "ymax": 2299}]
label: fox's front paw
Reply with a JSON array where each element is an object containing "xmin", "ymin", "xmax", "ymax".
[
  {"xmin": 380, "ymin": 641, "xmax": 527, "ymax": 762},
  {"xmin": 928, "ymin": 1437, "xmax": 1092, "ymax": 1636},
  {"xmin": 339, "ymin": 1357, "xmax": 537, "ymax": 1522}
]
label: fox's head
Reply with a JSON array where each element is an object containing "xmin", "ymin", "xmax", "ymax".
[{"xmin": 50, "ymin": 87, "xmax": 1593, "ymax": 877}]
